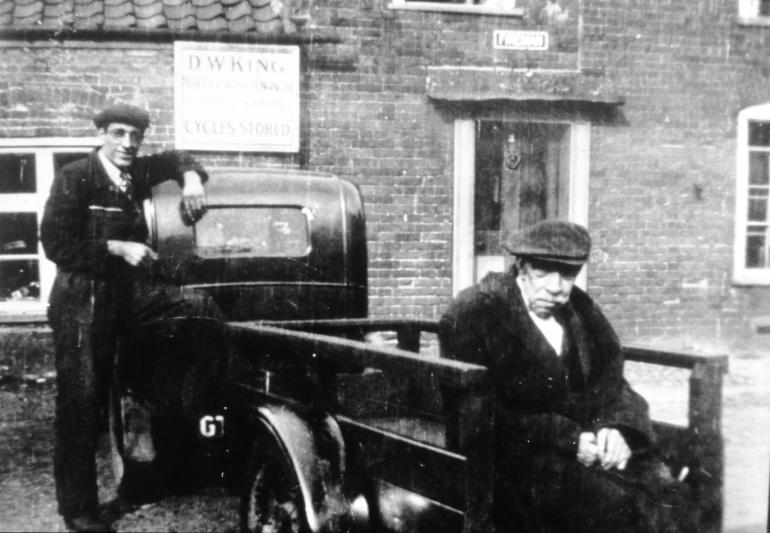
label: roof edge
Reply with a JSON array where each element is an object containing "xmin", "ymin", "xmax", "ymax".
[{"xmin": 0, "ymin": 26, "xmax": 343, "ymax": 45}]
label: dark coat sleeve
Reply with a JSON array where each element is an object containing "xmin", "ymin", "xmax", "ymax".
[
  {"xmin": 133, "ymin": 150, "xmax": 209, "ymax": 190},
  {"xmin": 565, "ymin": 289, "xmax": 654, "ymax": 452},
  {"xmin": 41, "ymin": 159, "xmax": 109, "ymax": 274}
]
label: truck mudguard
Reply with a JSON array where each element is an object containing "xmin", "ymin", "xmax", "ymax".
[{"xmin": 249, "ymin": 403, "xmax": 362, "ymax": 532}]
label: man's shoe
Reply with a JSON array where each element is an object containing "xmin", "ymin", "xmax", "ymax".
[{"xmin": 63, "ymin": 514, "xmax": 113, "ymax": 532}]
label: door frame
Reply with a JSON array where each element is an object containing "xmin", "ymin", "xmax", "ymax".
[{"xmin": 452, "ymin": 118, "xmax": 590, "ymax": 295}]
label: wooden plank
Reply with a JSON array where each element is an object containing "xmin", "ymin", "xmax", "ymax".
[
  {"xmin": 338, "ymin": 416, "xmax": 468, "ymax": 510},
  {"xmin": 248, "ymin": 318, "xmax": 441, "ymax": 335},
  {"xmin": 623, "ymin": 344, "xmax": 729, "ymax": 372},
  {"xmin": 248, "ymin": 318, "xmax": 436, "ymax": 353},
  {"xmin": 688, "ymin": 361, "xmax": 725, "ymax": 533},
  {"xmin": 227, "ymin": 323, "xmax": 487, "ymax": 389}
]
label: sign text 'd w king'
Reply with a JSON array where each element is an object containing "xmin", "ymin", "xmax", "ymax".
[{"xmin": 174, "ymin": 42, "xmax": 300, "ymax": 153}]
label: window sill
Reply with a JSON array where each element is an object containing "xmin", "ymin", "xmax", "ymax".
[
  {"xmin": 736, "ymin": 16, "xmax": 770, "ymax": 27},
  {"xmin": 387, "ymin": 2, "xmax": 524, "ymax": 17},
  {"xmin": 0, "ymin": 302, "xmax": 48, "ymax": 325},
  {"xmin": 733, "ymin": 271, "xmax": 770, "ymax": 286}
]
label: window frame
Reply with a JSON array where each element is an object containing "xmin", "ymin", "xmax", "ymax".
[
  {"xmin": 0, "ymin": 138, "xmax": 98, "ymax": 322},
  {"xmin": 737, "ymin": 0, "xmax": 770, "ymax": 26},
  {"xmin": 452, "ymin": 118, "xmax": 590, "ymax": 295},
  {"xmin": 734, "ymin": 103, "xmax": 770, "ymax": 285},
  {"xmin": 388, "ymin": 0, "xmax": 524, "ymax": 17}
]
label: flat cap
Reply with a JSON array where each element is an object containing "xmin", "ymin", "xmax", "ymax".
[
  {"xmin": 504, "ymin": 219, "xmax": 591, "ymax": 265},
  {"xmin": 93, "ymin": 104, "xmax": 151, "ymax": 131}
]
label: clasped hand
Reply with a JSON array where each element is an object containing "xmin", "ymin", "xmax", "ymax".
[{"xmin": 577, "ymin": 428, "xmax": 631, "ymax": 471}]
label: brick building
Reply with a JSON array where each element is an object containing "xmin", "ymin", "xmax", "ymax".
[{"xmin": 1, "ymin": 0, "xmax": 769, "ymax": 347}]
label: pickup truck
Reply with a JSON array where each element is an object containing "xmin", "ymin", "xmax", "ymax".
[{"xmin": 111, "ymin": 167, "xmax": 729, "ymax": 533}]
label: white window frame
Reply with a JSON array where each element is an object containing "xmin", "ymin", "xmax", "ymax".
[
  {"xmin": 0, "ymin": 138, "xmax": 98, "ymax": 321},
  {"xmin": 734, "ymin": 103, "xmax": 770, "ymax": 285},
  {"xmin": 453, "ymin": 118, "xmax": 590, "ymax": 295},
  {"xmin": 737, "ymin": 0, "xmax": 770, "ymax": 25},
  {"xmin": 388, "ymin": 0, "xmax": 524, "ymax": 17}
]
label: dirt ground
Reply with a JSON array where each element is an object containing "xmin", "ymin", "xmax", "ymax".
[{"xmin": 1, "ymin": 337, "xmax": 768, "ymax": 532}]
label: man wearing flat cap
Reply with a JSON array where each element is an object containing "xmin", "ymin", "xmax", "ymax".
[
  {"xmin": 41, "ymin": 104, "xmax": 225, "ymax": 532},
  {"xmin": 439, "ymin": 220, "xmax": 696, "ymax": 533}
]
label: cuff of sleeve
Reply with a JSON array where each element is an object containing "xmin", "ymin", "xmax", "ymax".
[{"xmin": 178, "ymin": 158, "xmax": 208, "ymax": 185}]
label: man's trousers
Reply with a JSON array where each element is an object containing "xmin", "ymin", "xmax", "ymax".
[{"xmin": 48, "ymin": 269, "xmax": 225, "ymax": 520}]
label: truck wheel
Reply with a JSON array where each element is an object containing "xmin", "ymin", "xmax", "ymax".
[{"xmin": 241, "ymin": 450, "xmax": 304, "ymax": 533}]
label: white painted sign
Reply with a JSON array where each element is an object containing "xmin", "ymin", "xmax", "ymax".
[
  {"xmin": 493, "ymin": 30, "xmax": 549, "ymax": 51},
  {"xmin": 174, "ymin": 42, "xmax": 300, "ymax": 152}
]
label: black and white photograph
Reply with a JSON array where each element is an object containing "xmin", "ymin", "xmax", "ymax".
[{"xmin": 0, "ymin": 0, "xmax": 769, "ymax": 531}]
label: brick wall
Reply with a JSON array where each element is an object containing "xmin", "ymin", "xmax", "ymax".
[
  {"xmin": 578, "ymin": 0, "xmax": 770, "ymax": 344},
  {"xmin": 2, "ymin": 0, "xmax": 770, "ymax": 345}
]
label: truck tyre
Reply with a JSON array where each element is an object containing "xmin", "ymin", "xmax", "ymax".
[{"xmin": 241, "ymin": 443, "xmax": 305, "ymax": 533}]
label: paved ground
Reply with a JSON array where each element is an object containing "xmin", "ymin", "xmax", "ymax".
[{"xmin": 1, "ymin": 335, "xmax": 769, "ymax": 532}]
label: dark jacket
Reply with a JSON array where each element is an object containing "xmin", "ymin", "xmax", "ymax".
[
  {"xmin": 439, "ymin": 270, "xmax": 694, "ymax": 533},
  {"xmin": 41, "ymin": 148, "xmax": 207, "ymax": 278},
  {"xmin": 440, "ymin": 269, "xmax": 653, "ymax": 459}
]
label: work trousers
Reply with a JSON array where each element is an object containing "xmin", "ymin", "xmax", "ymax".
[{"xmin": 48, "ymin": 268, "xmax": 225, "ymax": 519}]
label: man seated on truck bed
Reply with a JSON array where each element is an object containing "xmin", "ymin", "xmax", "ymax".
[{"xmin": 439, "ymin": 219, "xmax": 696, "ymax": 533}]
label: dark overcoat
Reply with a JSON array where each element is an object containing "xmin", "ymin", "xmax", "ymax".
[{"xmin": 439, "ymin": 269, "xmax": 696, "ymax": 533}]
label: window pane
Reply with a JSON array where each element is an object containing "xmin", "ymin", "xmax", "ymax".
[
  {"xmin": 746, "ymin": 234, "xmax": 767, "ymax": 268},
  {"xmin": 749, "ymin": 198, "xmax": 768, "ymax": 222},
  {"xmin": 749, "ymin": 121, "xmax": 770, "ymax": 147},
  {"xmin": 0, "ymin": 213, "xmax": 38, "ymax": 255},
  {"xmin": 54, "ymin": 152, "xmax": 88, "ymax": 173},
  {"xmin": 0, "ymin": 154, "xmax": 36, "ymax": 193},
  {"xmin": 749, "ymin": 152, "xmax": 770, "ymax": 185},
  {"xmin": 761, "ymin": 0, "xmax": 770, "ymax": 16},
  {"xmin": 0, "ymin": 260, "xmax": 40, "ymax": 301},
  {"xmin": 195, "ymin": 207, "xmax": 310, "ymax": 258}
]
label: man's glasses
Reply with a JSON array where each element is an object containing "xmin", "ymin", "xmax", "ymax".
[{"xmin": 106, "ymin": 129, "xmax": 144, "ymax": 143}]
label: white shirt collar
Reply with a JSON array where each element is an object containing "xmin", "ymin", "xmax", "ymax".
[
  {"xmin": 98, "ymin": 149, "xmax": 128, "ymax": 189},
  {"xmin": 516, "ymin": 276, "xmax": 564, "ymax": 356}
]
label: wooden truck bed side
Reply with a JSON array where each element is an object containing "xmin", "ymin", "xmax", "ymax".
[{"xmin": 226, "ymin": 319, "xmax": 728, "ymax": 533}]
